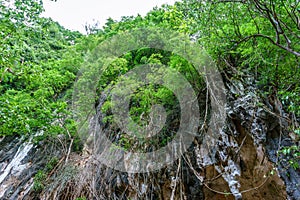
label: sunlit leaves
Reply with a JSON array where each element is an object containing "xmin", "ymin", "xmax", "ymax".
[{"xmin": 0, "ymin": 0, "xmax": 83, "ymax": 137}]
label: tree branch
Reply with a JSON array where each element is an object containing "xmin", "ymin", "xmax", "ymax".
[{"xmin": 237, "ymin": 34, "xmax": 300, "ymax": 56}]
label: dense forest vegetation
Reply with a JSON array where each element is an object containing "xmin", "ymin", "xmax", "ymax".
[{"xmin": 0, "ymin": 0, "xmax": 299, "ymax": 199}]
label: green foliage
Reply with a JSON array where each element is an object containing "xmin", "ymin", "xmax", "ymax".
[
  {"xmin": 95, "ymin": 44, "xmax": 203, "ymax": 151},
  {"xmin": 0, "ymin": 0, "xmax": 84, "ymax": 138},
  {"xmin": 76, "ymin": 197, "xmax": 87, "ymax": 200},
  {"xmin": 295, "ymin": 129, "xmax": 300, "ymax": 136},
  {"xmin": 280, "ymin": 89, "xmax": 300, "ymax": 116},
  {"xmin": 33, "ymin": 156, "xmax": 60, "ymax": 193},
  {"xmin": 1, "ymin": 0, "xmax": 299, "ymax": 168},
  {"xmin": 45, "ymin": 156, "xmax": 59, "ymax": 172},
  {"xmin": 33, "ymin": 170, "xmax": 47, "ymax": 192},
  {"xmin": 279, "ymin": 145, "xmax": 300, "ymax": 170}
]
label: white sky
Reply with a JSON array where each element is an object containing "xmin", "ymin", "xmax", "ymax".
[{"xmin": 42, "ymin": 0, "xmax": 177, "ymax": 33}]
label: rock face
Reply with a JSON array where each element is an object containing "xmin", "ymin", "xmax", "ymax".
[
  {"xmin": 0, "ymin": 134, "xmax": 63, "ymax": 200},
  {"xmin": 0, "ymin": 137, "xmax": 33, "ymax": 199},
  {"xmin": 0, "ymin": 78, "xmax": 299, "ymax": 200}
]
